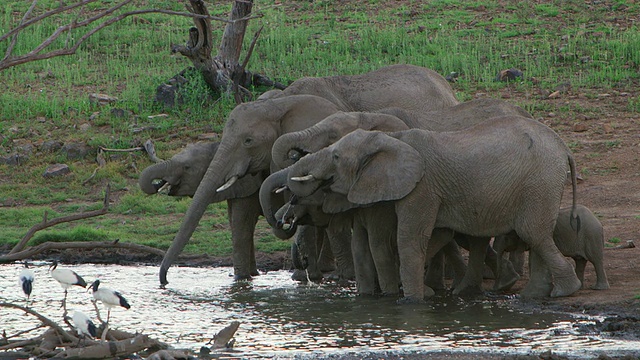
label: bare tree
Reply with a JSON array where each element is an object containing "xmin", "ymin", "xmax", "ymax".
[
  {"xmin": 1, "ymin": 0, "xmax": 283, "ymax": 101},
  {"xmin": 170, "ymin": 0, "xmax": 284, "ymax": 103}
]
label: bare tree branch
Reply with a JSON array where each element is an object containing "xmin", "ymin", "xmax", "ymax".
[
  {"xmin": 0, "ymin": 303, "xmax": 78, "ymax": 344},
  {"xmin": 0, "ymin": 1, "xmax": 262, "ymax": 72},
  {"xmin": 8, "ymin": 185, "xmax": 111, "ymax": 255}
]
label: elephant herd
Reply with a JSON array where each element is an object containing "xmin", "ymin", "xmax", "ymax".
[{"xmin": 139, "ymin": 64, "xmax": 609, "ymax": 304}]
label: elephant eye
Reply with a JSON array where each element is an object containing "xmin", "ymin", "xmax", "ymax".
[
  {"xmin": 243, "ymin": 137, "xmax": 254, "ymax": 147},
  {"xmin": 332, "ymin": 152, "xmax": 340, "ymax": 162}
]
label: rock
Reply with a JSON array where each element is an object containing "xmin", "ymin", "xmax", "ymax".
[
  {"xmin": 555, "ymin": 82, "xmax": 571, "ymax": 93},
  {"xmin": 78, "ymin": 123, "xmax": 92, "ymax": 132},
  {"xmin": 0, "ymin": 153, "xmax": 27, "ymax": 166},
  {"xmin": 89, "ymin": 93, "xmax": 118, "ymax": 105},
  {"xmin": 155, "ymin": 83, "xmax": 180, "ymax": 108},
  {"xmin": 548, "ymin": 91, "xmax": 561, "ymax": 98},
  {"xmin": 573, "ymin": 123, "xmax": 588, "ymax": 132},
  {"xmin": 110, "ymin": 108, "xmax": 131, "ymax": 118},
  {"xmin": 43, "ymin": 163, "xmax": 70, "ymax": 178},
  {"xmin": 602, "ymin": 124, "xmax": 614, "ymax": 133},
  {"xmin": 62, "ymin": 142, "xmax": 93, "ymax": 160},
  {"xmin": 495, "ymin": 68, "xmax": 523, "ymax": 82},
  {"xmin": 40, "ymin": 140, "xmax": 64, "ymax": 153}
]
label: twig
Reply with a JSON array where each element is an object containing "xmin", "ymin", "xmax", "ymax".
[
  {"xmin": 99, "ymin": 146, "xmax": 145, "ymax": 153},
  {"xmin": 8, "ymin": 185, "xmax": 111, "ymax": 255}
]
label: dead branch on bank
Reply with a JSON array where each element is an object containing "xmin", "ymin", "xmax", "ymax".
[
  {"xmin": 8, "ymin": 184, "xmax": 111, "ymax": 255},
  {"xmin": 0, "ymin": 0, "xmax": 260, "ymax": 72}
]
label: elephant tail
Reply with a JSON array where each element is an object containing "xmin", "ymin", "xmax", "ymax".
[{"xmin": 568, "ymin": 154, "xmax": 581, "ymax": 233}]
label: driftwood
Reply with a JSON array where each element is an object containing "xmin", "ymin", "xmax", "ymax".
[
  {"xmin": 0, "ymin": 239, "xmax": 166, "ymax": 264},
  {"xmin": 0, "ymin": 302, "xmax": 166, "ymax": 359},
  {"xmin": 8, "ymin": 185, "xmax": 111, "ymax": 255}
]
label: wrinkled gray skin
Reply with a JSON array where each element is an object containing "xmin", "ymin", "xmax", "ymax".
[
  {"xmin": 140, "ymin": 142, "xmax": 291, "ymax": 279},
  {"xmin": 265, "ymin": 99, "xmax": 529, "ymax": 295},
  {"xmin": 284, "ymin": 118, "xmax": 582, "ymax": 303},
  {"xmin": 493, "ymin": 205, "xmax": 610, "ymax": 291},
  {"xmin": 159, "ymin": 64, "xmax": 460, "ymax": 286}
]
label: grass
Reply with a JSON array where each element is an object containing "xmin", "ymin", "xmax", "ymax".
[{"xmin": 1, "ymin": 0, "xmax": 639, "ymax": 257}]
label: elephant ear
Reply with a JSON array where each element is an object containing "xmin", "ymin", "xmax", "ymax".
[
  {"xmin": 348, "ymin": 134, "xmax": 424, "ymax": 205},
  {"xmin": 322, "ymin": 192, "xmax": 358, "ymax": 214}
]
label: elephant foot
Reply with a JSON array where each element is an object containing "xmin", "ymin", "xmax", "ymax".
[
  {"xmin": 234, "ymin": 274, "xmax": 253, "ymax": 281},
  {"xmin": 317, "ymin": 258, "xmax": 336, "ymax": 273},
  {"xmin": 492, "ymin": 261, "xmax": 520, "ymax": 292},
  {"xmin": 592, "ymin": 281, "xmax": 610, "ymax": 290},
  {"xmin": 397, "ymin": 296, "xmax": 426, "ymax": 305},
  {"xmin": 550, "ymin": 275, "xmax": 582, "ymax": 297},
  {"xmin": 452, "ymin": 283, "xmax": 484, "ymax": 297},
  {"xmin": 520, "ymin": 281, "xmax": 553, "ymax": 298},
  {"xmin": 291, "ymin": 269, "xmax": 308, "ymax": 282}
]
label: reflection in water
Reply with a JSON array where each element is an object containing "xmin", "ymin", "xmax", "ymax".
[{"xmin": 0, "ymin": 262, "xmax": 638, "ymax": 358}]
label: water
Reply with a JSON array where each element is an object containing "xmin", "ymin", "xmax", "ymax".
[{"xmin": 1, "ymin": 262, "xmax": 638, "ymax": 358}]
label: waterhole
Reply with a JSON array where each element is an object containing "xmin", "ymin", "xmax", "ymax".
[{"xmin": 1, "ymin": 262, "xmax": 638, "ymax": 358}]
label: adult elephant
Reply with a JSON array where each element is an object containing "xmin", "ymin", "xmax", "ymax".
[
  {"xmin": 283, "ymin": 117, "xmax": 582, "ymax": 303},
  {"xmin": 158, "ymin": 64, "xmax": 460, "ymax": 286},
  {"xmin": 139, "ymin": 142, "xmax": 297, "ymax": 278},
  {"xmin": 263, "ymin": 99, "xmax": 531, "ymax": 295}
]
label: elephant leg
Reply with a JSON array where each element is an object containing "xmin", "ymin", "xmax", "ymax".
[
  {"xmin": 487, "ymin": 244, "xmax": 520, "ymax": 292},
  {"xmin": 573, "ymin": 257, "xmax": 587, "ymax": 289},
  {"xmin": 519, "ymin": 230, "xmax": 581, "ymax": 297},
  {"xmin": 227, "ymin": 196, "xmax": 261, "ymax": 280},
  {"xmin": 292, "ymin": 225, "xmax": 323, "ymax": 282},
  {"xmin": 452, "ymin": 236, "xmax": 489, "ymax": 296},
  {"xmin": 317, "ymin": 233, "xmax": 337, "ymax": 273},
  {"xmin": 590, "ymin": 258, "xmax": 610, "ymax": 290},
  {"xmin": 521, "ymin": 250, "xmax": 553, "ymax": 298},
  {"xmin": 326, "ymin": 218, "xmax": 355, "ymax": 281},
  {"xmin": 364, "ymin": 208, "xmax": 400, "ymax": 295},
  {"xmin": 509, "ymin": 250, "xmax": 526, "ymax": 276},
  {"xmin": 424, "ymin": 250, "xmax": 446, "ymax": 291},
  {"xmin": 584, "ymin": 237, "xmax": 610, "ymax": 290},
  {"xmin": 352, "ymin": 221, "xmax": 378, "ymax": 295}
]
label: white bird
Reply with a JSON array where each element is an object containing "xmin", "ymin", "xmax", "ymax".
[
  {"xmin": 89, "ymin": 279, "xmax": 130, "ymax": 324},
  {"xmin": 18, "ymin": 267, "xmax": 35, "ymax": 307},
  {"xmin": 72, "ymin": 311, "xmax": 97, "ymax": 341},
  {"xmin": 49, "ymin": 260, "xmax": 87, "ymax": 307}
]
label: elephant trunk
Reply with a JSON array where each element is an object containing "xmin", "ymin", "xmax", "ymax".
[
  {"xmin": 139, "ymin": 161, "xmax": 171, "ymax": 194},
  {"xmin": 259, "ymin": 168, "xmax": 289, "ymax": 227},
  {"xmin": 160, "ymin": 142, "xmax": 239, "ymax": 286},
  {"xmin": 259, "ymin": 168, "xmax": 297, "ymax": 239},
  {"xmin": 272, "ymin": 127, "xmax": 331, "ymax": 170}
]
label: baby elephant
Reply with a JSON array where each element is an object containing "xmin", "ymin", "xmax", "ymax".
[{"xmin": 494, "ymin": 204, "xmax": 610, "ymax": 290}]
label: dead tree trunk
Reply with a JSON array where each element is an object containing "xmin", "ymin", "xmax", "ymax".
[{"xmin": 169, "ymin": 0, "xmax": 284, "ymax": 104}]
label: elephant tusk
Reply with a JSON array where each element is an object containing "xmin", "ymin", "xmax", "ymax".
[
  {"xmin": 290, "ymin": 174, "xmax": 315, "ymax": 182},
  {"xmin": 157, "ymin": 182, "xmax": 172, "ymax": 194},
  {"xmin": 217, "ymin": 176, "xmax": 238, "ymax": 192},
  {"xmin": 274, "ymin": 185, "xmax": 288, "ymax": 194}
]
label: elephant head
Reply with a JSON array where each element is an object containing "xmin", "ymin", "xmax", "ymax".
[
  {"xmin": 286, "ymin": 129, "xmax": 424, "ymax": 206},
  {"xmin": 272, "ymin": 112, "xmax": 410, "ymax": 170},
  {"xmin": 159, "ymin": 94, "xmax": 343, "ymax": 286},
  {"xmin": 139, "ymin": 142, "xmax": 261, "ymax": 200}
]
